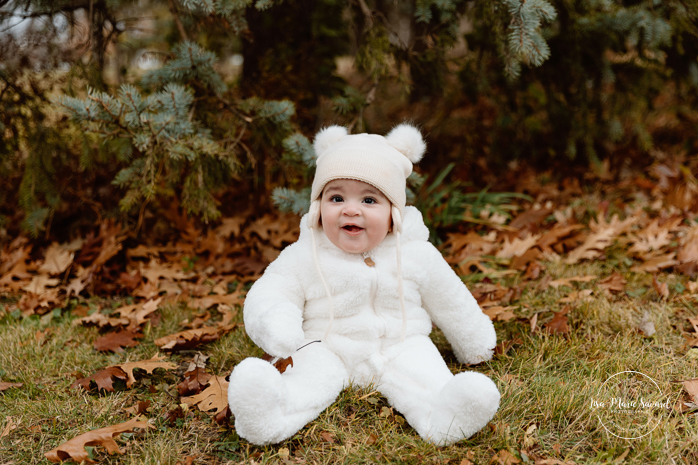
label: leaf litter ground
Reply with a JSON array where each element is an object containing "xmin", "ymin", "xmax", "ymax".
[{"xmin": 1, "ymin": 163, "xmax": 698, "ymax": 463}]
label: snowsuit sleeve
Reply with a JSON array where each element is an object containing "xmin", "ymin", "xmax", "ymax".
[
  {"xmin": 243, "ymin": 243, "xmax": 306, "ymax": 358},
  {"xmin": 417, "ymin": 242, "xmax": 496, "ymax": 364}
]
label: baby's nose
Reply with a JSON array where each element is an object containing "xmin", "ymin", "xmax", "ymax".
[{"xmin": 342, "ymin": 202, "xmax": 361, "ymax": 215}]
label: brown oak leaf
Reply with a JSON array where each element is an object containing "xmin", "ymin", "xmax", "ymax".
[
  {"xmin": 115, "ymin": 354, "xmax": 177, "ymax": 388},
  {"xmin": 44, "ymin": 417, "xmax": 152, "ymax": 463},
  {"xmin": 652, "ymin": 275, "xmax": 670, "ymax": 300},
  {"xmin": 39, "ymin": 243, "xmax": 74, "ymax": 275},
  {"xmin": 680, "ymin": 378, "xmax": 698, "ymax": 404},
  {"xmin": 115, "ymin": 297, "xmax": 163, "ymax": 330},
  {"xmin": 181, "ymin": 375, "xmax": 229, "ymax": 415},
  {"xmin": 544, "ymin": 308, "xmax": 570, "ymax": 335},
  {"xmin": 547, "ymin": 275, "xmax": 596, "ymax": 289},
  {"xmin": 630, "ymin": 252, "xmax": 679, "ymax": 273},
  {"xmin": 71, "ymin": 366, "xmax": 129, "ymax": 392},
  {"xmin": 154, "ymin": 327, "xmax": 221, "ymax": 351},
  {"xmin": 178, "ymin": 367, "xmax": 213, "ymax": 396},
  {"xmin": 93, "ymin": 330, "xmax": 143, "ymax": 353},
  {"xmin": 0, "ymin": 382, "xmax": 23, "ymax": 391},
  {"xmin": 214, "ymin": 406, "xmax": 232, "ymax": 426},
  {"xmin": 261, "ymin": 354, "xmax": 294, "ymax": 373},
  {"xmin": 123, "ymin": 400, "xmax": 151, "ymax": 415},
  {"xmin": 598, "ymin": 272, "xmax": 626, "ymax": 294}
]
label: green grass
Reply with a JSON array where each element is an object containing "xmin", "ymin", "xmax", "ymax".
[{"xmin": 1, "ymin": 260, "xmax": 698, "ymax": 464}]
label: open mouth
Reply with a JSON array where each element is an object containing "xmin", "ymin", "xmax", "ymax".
[{"xmin": 342, "ymin": 225, "xmax": 363, "ymax": 233}]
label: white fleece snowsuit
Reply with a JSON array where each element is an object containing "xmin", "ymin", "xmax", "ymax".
[{"xmin": 228, "ymin": 206, "xmax": 500, "ymax": 446}]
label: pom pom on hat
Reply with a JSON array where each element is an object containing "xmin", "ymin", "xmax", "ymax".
[
  {"xmin": 313, "ymin": 125, "xmax": 348, "ymax": 158},
  {"xmin": 385, "ymin": 123, "xmax": 426, "ymax": 163}
]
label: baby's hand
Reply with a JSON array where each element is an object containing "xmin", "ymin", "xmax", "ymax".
[{"xmin": 259, "ymin": 309, "xmax": 305, "ymax": 358}]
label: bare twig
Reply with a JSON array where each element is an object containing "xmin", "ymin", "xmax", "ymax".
[
  {"xmin": 355, "ymin": 0, "xmax": 374, "ymax": 27},
  {"xmin": 167, "ymin": 0, "xmax": 189, "ymax": 41}
]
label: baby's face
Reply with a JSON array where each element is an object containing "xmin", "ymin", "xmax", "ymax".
[{"xmin": 320, "ymin": 179, "xmax": 392, "ymax": 254}]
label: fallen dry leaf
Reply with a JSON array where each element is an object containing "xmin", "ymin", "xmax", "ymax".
[
  {"xmin": 652, "ymin": 275, "xmax": 670, "ymax": 300},
  {"xmin": 687, "ymin": 281, "xmax": 698, "ymax": 293},
  {"xmin": 598, "ymin": 272, "xmax": 626, "ymax": 294},
  {"xmin": 154, "ymin": 327, "xmax": 222, "ymax": 351},
  {"xmin": 688, "ymin": 317, "xmax": 698, "ymax": 334},
  {"xmin": 564, "ymin": 229, "xmax": 616, "ymax": 264},
  {"xmin": 139, "ymin": 260, "xmax": 194, "ymax": 283},
  {"xmin": 630, "ymin": 252, "xmax": 679, "ymax": 273},
  {"xmin": 188, "ymin": 293, "xmax": 244, "ymax": 310},
  {"xmin": 65, "ymin": 276, "xmax": 87, "ymax": 298},
  {"xmin": 0, "ymin": 416, "xmax": 18, "ymax": 439},
  {"xmin": 261, "ymin": 354, "xmax": 294, "ymax": 373},
  {"xmin": 548, "ymin": 275, "xmax": 596, "ymax": 289},
  {"xmin": 680, "ymin": 378, "xmax": 698, "ymax": 404},
  {"xmin": 115, "ymin": 354, "xmax": 177, "ymax": 388},
  {"xmin": 44, "ymin": 417, "xmax": 152, "ymax": 463},
  {"xmin": 156, "ymin": 306, "xmax": 236, "ymax": 351},
  {"xmin": 0, "ymin": 382, "xmax": 23, "ymax": 391},
  {"xmin": 320, "ymin": 431, "xmax": 336, "ymax": 443},
  {"xmin": 181, "ymin": 375, "xmax": 229, "ymax": 415},
  {"xmin": 186, "ymin": 353, "xmax": 210, "ymax": 372},
  {"xmin": 21, "ymin": 275, "xmax": 60, "ymax": 295},
  {"xmin": 71, "ymin": 367, "xmax": 129, "ymax": 392},
  {"xmin": 93, "ymin": 330, "xmax": 143, "ymax": 353},
  {"xmin": 115, "ymin": 297, "xmax": 163, "ymax": 330},
  {"xmin": 124, "ymin": 400, "xmax": 151, "ymax": 416},
  {"xmin": 216, "ymin": 216, "xmax": 245, "ymax": 238},
  {"xmin": 483, "ymin": 306, "xmax": 518, "ymax": 322},
  {"xmin": 638, "ymin": 311, "xmax": 656, "ymax": 337},
  {"xmin": 495, "ymin": 233, "xmax": 541, "ymax": 259},
  {"xmin": 544, "ymin": 308, "xmax": 570, "ymax": 335},
  {"xmin": 213, "ymin": 406, "xmax": 232, "ymax": 426},
  {"xmin": 536, "ymin": 224, "xmax": 584, "ymax": 253},
  {"xmin": 178, "ymin": 367, "xmax": 213, "ymax": 396},
  {"xmin": 523, "ymin": 261, "xmax": 545, "ymax": 280},
  {"xmin": 73, "ymin": 312, "xmax": 129, "ymax": 329},
  {"xmin": 495, "ymin": 338, "xmax": 522, "ymax": 356},
  {"xmin": 39, "ymin": 243, "xmax": 75, "ymax": 275},
  {"xmin": 558, "ymin": 289, "xmax": 593, "ymax": 303},
  {"xmin": 491, "ymin": 449, "xmax": 521, "ymax": 464},
  {"xmin": 627, "ymin": 218, "xmax": 682, "ymax": 257}
]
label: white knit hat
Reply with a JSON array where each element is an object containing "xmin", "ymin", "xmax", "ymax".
[{"xmin": 306, "ymin": 123, "xmax": 427, "ymax": 342}]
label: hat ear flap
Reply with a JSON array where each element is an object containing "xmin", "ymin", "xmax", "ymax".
[
  {"xmin": 314, "ymin": 125, "xmax": 348, "ymax": 158},
  {"xmin": 391, "ymin": 206, "xmax": 403, "ymax": 234},
  {"xmin": 385, "ymin": 124, "xmax": 426, "ymax": 163},
  {"xmin": 307, "ymin": 200, "xmax": 321, "ymax": 230}
]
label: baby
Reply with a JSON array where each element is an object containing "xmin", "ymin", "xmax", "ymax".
[{"xmin": 228, "ymin": 124, "xmax": 500, "ymax": 446}]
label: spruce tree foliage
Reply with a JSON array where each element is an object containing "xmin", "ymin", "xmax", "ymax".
[
  {"xmin": 1, "ymin": 0, "xmax": 298, "ymax": 234},
  {"xmin": 456, "ymin": 0, "xmax": 698, "ymax": 164},
  {"xmin": 269, "ymin": 0, "xmax": 558, "ymax": 216},
  {"xmin": 55, "ymin": 83, "xmax": 230, "ymax": 222},
  {"xmin": 3, "ymin": 0, "xmax": 698, "ymax": 237}
]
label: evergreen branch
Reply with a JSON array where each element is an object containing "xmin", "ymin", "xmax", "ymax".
[
  {"xmin": 215, "ymin": 95, "xmax": 253, "ymax": 123},
  {"xmin": 87, "ymin": 94, "xmax": 136, "ymax": 137}
]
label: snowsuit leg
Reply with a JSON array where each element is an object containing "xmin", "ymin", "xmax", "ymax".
[
  {"xmin": 376, "ymin": 335, "xmax": 500, "ymax": 446},
  {"xmin": 228, "ymin": 341, "xmax": 348, "ymax": 445}
]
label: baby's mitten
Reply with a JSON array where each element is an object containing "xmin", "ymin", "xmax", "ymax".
[{"xmin": 252, "ymin": 303, "xmax": 305, "ymax": 358}]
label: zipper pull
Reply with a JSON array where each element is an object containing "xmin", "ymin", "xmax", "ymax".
[{"xmin": 362, "ymin": 252, "xmax": 375, "ymax": 267}]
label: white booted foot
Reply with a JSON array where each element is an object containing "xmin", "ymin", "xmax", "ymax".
[
  {"xmin": 228, "ymin": 358, "xmax": 288, "ymax": 445},
  {"xmin": 425, "ymin": 372, "xmax": 500, "ymax": 446}
]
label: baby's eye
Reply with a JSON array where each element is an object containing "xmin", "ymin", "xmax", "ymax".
[
  {"xmin": 330, "ymin": 195, "xmax": 343, "ymax": 202},
  {"xmin": 363, "ymin": 197, "xmax": 377, "ymax": 204}
]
